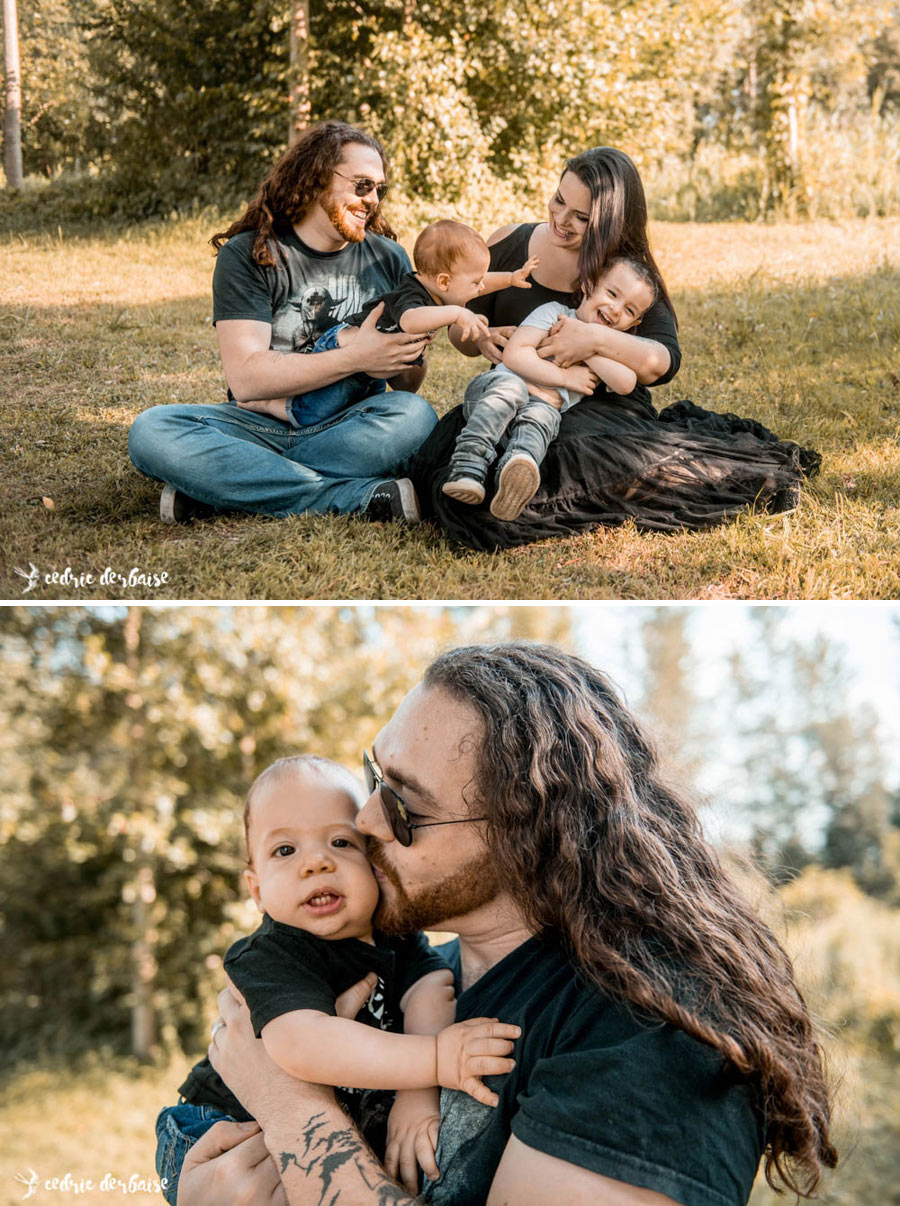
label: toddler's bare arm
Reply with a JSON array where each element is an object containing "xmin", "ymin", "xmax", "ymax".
[
  {"xmin": 261, "ymin": 1008, "xmax": 519, "ymax": 1101},
  {"xmin": 481, "ymin": 255, "xmax": 540, "ymax": 294},
  {"xmin": 386, "ymin": 969, "xmax": 456, "ymax": 1192}
]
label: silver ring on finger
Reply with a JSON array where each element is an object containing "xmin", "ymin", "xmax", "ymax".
[{"xmin": 210, "ymin": 1018, "xmax": 226, "ymax": 1039}]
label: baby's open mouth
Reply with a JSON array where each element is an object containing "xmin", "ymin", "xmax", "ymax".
[{"xmin": 302, "ymin": 889, "xmax": 344, "ymax": 914}]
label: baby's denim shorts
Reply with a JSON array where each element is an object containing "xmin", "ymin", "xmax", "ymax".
[{"xmin": 155, "ymin": 1101, "xmax": 236, "ymax": 1206}]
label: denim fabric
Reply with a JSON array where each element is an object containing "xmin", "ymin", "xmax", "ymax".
[
  {"xmin": 287, "ymin": 323, "xmax": 387, "ymax": 429},
  {"xmin": 128, "ymin": 391, "xmax": 437, "ymax": 517},
  {"xmin": 155, "ymin": 1103, "xmax": 235, "ymax": 1206},
  {"xmin": 448, "ymin": 370, "xmax": 561, "ymax": 480}
]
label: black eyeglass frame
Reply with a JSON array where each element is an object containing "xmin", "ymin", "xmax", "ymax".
[
  {"xmin": 333, "ymin": 170, "xmax": 389, "ymax": 201},
  {"xmin": 363, "ymin": 749, "xmax": 487, "ymax": 847}
]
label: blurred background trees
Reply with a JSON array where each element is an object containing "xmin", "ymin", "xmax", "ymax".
[{"xmin": 2, "ymin": 0, "xmax": 898, "ymax": 221}]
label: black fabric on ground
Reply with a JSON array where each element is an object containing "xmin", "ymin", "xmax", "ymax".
[{"xmin": 408, "ymin": 396, "xmax": 821, "ymax": 552}]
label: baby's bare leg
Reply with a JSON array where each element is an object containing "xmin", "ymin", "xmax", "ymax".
[{"xmin": 236, "ymin": 397, "xmax": 292, "ymax": 422}]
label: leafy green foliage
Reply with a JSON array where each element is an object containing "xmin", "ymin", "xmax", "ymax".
[
  {"xmin": 5, "ymin": 0, "xmax": 899, "ymax": 217},
  {"xmin": 0, "ymin": 605, "xmax": 572, "ymax": 1062}
]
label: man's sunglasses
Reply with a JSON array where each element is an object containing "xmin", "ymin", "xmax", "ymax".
[
  {"xmin": 363, "ymin": 750, "xmax": 488, "ymax": 847},
  {"xmin": 333, "ymin": 170, "xmax": 389, "ymax": 201}
]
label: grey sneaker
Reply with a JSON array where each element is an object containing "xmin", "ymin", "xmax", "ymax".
[
  {"xmin": 159, "ymin": 484, "xmax": 216, "ymax": 524},
  {"xmin": 442, "ymin": 472, "xmax": 486, "ymax": 506},
  {"xmin": 363, "ymin": 478, "xmax": 422, "ymax": 524},
  {"xmin": 490, "ymin": 453, "xmax": 540, "ymax": 521}
]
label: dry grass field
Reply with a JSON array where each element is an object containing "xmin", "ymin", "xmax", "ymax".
[{"xmin": 2, "ymin": 216, "xmax": 898, "ymax": 600}]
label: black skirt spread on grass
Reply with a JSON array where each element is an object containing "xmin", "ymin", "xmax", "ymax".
[{"xmin": 408, "ymin": 395, "xmax": 822, "ymax": 553}]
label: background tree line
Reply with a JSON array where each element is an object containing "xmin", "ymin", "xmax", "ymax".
[{"xmin": 2, "ymin": 0, "xmax": 899, "ymax": 223}]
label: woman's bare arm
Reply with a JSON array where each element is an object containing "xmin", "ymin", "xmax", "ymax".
[{"xmin": 536, "ymin": 317, "xmax": 670, "ymax": 384}]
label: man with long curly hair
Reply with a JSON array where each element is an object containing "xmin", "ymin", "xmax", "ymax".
[
  {"xmin": 128, "ymin": 122, "xmax": 437, "ymax": 525},
  {"xmin": 185, "ymin": 643, "xmax": 837, "ymax": 1206}
]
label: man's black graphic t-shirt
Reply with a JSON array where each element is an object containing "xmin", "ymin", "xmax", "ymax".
[
  {"xmin": 179, "ymin": 915, "xmax": 448, "ymax": 1154},
  {"xmin": 423, "ymin": 935, "xmax": 764, "ymax": 1206},
  {"xmin": 212, "ymin": 227, "xmax": 412, "ymax": 355}
]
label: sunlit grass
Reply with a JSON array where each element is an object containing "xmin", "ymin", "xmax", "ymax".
[
  {"xmin": 2, "ymin": 217, "xmax": 899, "ymax": 600},
  {"xmin": 0, "ymin": 1055, "xmax": 192, "ymax": 1206}
]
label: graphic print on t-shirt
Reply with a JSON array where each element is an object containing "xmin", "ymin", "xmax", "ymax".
[{"xmin": 271, "ymin": 272, "xmax": 374, "ymax": 353}]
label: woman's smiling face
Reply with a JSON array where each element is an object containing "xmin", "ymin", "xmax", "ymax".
[{"xmin": 547, "ymin": 171, "xmax": 593, "ymax": 250}]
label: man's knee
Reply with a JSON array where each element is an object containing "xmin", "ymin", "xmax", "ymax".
[
  {"xmin": 128, "ymin": 406, "xmax": 173, "ymax": 477},
  {"xmin": 382, "ymin": 391, "xmax": 438, "ymax": 446}
]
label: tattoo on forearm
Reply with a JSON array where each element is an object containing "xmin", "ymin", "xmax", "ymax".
[{"xmin": 278, "ymin": 1113, "xmax": 418, "ymax": 1205}]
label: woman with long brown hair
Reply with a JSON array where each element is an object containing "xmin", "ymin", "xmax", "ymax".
[{"xmin": 410, "ymin": 148, "xmax": 820, "ymax": 549}]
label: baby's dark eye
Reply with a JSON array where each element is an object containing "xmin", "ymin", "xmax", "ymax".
[
  {"xmin": 331, "ymin": 837, "xmax": 351, "ymax": 848},
  {"xmin": 273, "ymin": 844, "xmax": 294, "ymax": 858}
]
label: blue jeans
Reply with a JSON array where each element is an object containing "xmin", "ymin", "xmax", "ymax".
[
  {"xmin": 287, "ymin": 324, "xmax": 387, "ymax": 429},
  {"xmin": 155, "ymin": 1103, "xmax": 236, "ymax": 1206},
  {"xmin": 448, "ymin": 370, "xmax": 561, "ymax": 482},
  {"xmin": 128, "ymin": 391, "xmax": 437, "ymax": 516}
]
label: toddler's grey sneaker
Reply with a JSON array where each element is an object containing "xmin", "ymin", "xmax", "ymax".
[
  {"xmin": 364, "ymin": 478, "xmax": 422, "ymax": 524},
  {"xmin": 441, "ymin": 472, "xmax": 486, "ymax": 506},
  {"xmin": 490, "ymin": 453, "xmax": 540, "ymax": 521}
]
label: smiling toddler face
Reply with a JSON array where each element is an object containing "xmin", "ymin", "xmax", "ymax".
[
  {"xmin": 576, "ymin": 260, "xmax": 655, "ymax": 331},
  {"xmin": 244, "ymin": 763, "xmax": 379, "ymax": 943}
]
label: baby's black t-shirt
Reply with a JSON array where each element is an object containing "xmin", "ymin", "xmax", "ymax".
[{"xmin": 179, "ymin": 915, "xmax": 448, "ymax": 1149}]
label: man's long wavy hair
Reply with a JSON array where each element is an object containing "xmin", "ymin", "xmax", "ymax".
[
  {"xmin": 566, "ymin": 146, "xmax": 677, "ymax": 324},
  {"xmin": 424, "ymin": 643, "xmax": 837, "ymax": 1198},
  {"xmin": 210, "ymin": 121, "xmax": 397, "ymax": 268}
]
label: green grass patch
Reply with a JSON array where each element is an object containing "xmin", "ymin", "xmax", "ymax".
[{"xmin": 3, "ymin": 217, "xmax": 899, "ymax": 600}]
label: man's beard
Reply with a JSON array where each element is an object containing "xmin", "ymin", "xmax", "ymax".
[
  {"xmin": 369, "ymin": 842, "xmax": 500, "ymax": 935},
  {"xmin": 324, "ymin": 196, "xmax": 371, "ymax": 243}
]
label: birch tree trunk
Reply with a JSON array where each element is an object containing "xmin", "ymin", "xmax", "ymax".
[
  {"xmin": 2, "ymin": 0, "xmax": 24, "ymax": 188},
  {"xmin": 288, "ymin": 0, "xmax": 310, "ymax": 145}
]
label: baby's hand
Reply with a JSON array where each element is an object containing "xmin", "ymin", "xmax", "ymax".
[
  {"xmin": 564, "ymin": 364, "xmax": 599, "ymax": 396},
  {"xmin": 509, "ymin": 255, "xmax": 539, "ymax": 288},
  {"xmin": 455, "ymin": 309, "xmax": 491, "ymax": 342},
  {"xmin": 385, "ymin": 1088, "xmax": 440, "ymax": 1195},
  {"xmin": 435, "ymin": 1017, "xmax": 520, "ymax": 1107}
]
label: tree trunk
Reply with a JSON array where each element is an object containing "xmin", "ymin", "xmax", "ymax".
[
  {"xmin": 288, "ymin": 0, "xmax": 310, "ymax": 145},
  {"xmin": 125, "ymin": 608, "xmax": 157, "ymax": 1062},
  {"xmin": 2, "ymin": 0, "xmax": 24, "ymax": 188}
]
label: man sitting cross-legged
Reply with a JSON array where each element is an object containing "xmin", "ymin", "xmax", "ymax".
[{"xmin": 127, "ymin": 121, "xmax": 437, "ymax": 525}]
